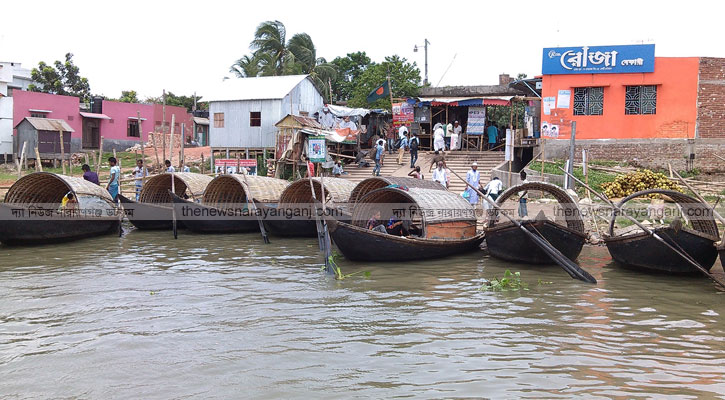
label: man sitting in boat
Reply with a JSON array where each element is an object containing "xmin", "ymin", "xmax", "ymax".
[
  {"xmin": 386, "ymin": 213, "xmax": 409, "ymax": 236},
  {"xmin": 60, "ymin": 192, "xmax": 79, "ymax": 211},
  {"xmin": 367, "ymin": 210, "xmax": 387, "ymax": 233}
]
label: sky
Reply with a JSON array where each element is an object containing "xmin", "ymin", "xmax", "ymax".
[{"xmin": 2, "ymin": 0, "xmax": 724, "ymax": 100}]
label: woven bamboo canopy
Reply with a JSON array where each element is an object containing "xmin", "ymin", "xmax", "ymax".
[
  {"xmin": 278, "ymin": 177, "xmax": 357, "ymax": 206},
  {"xmin": 202, "ymin": 175, "xmax": 289, "ymax": 206},
  {"xmin": 5, "ymin": 172, "xmax": 113, "ymax": 205},
  {"xmin": 495, "ymin": 181, "xmax": 585, "ymax": 233},
  {"xmin": 352, "ymin": 187, "xmax": 476, "ymax": 228},
  {"xmin": 608, "ymin": 189, "xmax": 720, "ymax": 239},
  {"xmin": 139, "ymin": 172, "xmax": 213, "ymax": 204},
  {"xmin": 349, "ymin": 177, "xmax": 446, "ymax": 204}
]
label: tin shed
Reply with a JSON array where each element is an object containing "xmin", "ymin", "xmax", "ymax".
[{"xmin": 14, "ymin": 117, "xmax": 73, "ymax": 159}]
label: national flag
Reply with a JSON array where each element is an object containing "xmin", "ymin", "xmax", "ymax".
[{"xmin": 366, "ymin": 80, "xmax": 389, "ymax": 103}]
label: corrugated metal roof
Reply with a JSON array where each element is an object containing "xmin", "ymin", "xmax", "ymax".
[
  {"xmin": 16, "ymin": 117, "xmax": 74, "ymax": 132},
  {"xmin": 205, "ymin": 75, "xmax": 310, "ymax": 102},
  {"xmin": 79, "ymin": 112, "xmax": 111, "ymax": 119},
  {"xmin": 193, "ymin": 117, "xmax": 209, "ymax": 125}
]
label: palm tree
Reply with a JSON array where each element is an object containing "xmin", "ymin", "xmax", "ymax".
[
  {"xmin": 287, "ymin": 33, "xmax": 337, "ymax": 101},
  {"xmin": 230, "ymin": 54, "xmax": 261, "ymax": 78},
  {"xmin": 250, "ymin": 20, "xmax": 288, "ymax": 76}
]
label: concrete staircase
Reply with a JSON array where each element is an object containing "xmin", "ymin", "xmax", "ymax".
[
  {"xmin": 337, "ymin": 150, "xmax": 505, "ymax": 190},
  {"xmin": 439, "ymin": 151, "xmax": 505, "ymax": 194}
]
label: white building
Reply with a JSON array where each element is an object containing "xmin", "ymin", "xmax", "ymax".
[
  {"xmin": 205, "ymin": 75, "xmax": 324, "ymax": 152},
  {"xmin": 0, "ymin": 62, "xmax": 34, "ymax": 160}
]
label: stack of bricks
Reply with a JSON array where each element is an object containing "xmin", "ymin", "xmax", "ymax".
[{"xmin": 697, "ymin": 57, "xmax": 725, "ymax": 139}]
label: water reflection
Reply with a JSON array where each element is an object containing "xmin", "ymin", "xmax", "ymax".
[{"xmin": 0, "ymin": 228, "xmax": 723, "ymax": 398}]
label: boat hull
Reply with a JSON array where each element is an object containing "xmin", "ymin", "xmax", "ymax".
[
  {"xmin": 118, "ymin": 194, "xmax": 184, "ymax": 230},
  {"xmin": 0, "ymin": 203, "xmax": 119, "ymax": 245},
  {"xmin": 605, "ymin": 227, "xmax": 718, "ymax": 274},
  {"xmin": 171, "ymin": 193, "xmax": 260, "ymax": 234},
  {"xmin": 485, "ymin": 220, "xmax": 586, "ymax": 264},
  {"xmin": 327, "ymin": 218, "xmax": 485, "ymax": 262},
  {"xmin": 719, "ymin": 242, "xmax": 725, "ymax": 269}
]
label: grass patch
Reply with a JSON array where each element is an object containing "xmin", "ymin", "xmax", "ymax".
[{"xmin": 527, "ymin": 160, "xmax": 617, "ymax": 195}]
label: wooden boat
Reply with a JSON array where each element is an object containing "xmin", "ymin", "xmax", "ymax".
[
  {"xmin": 0, "ymin": 172, "xmax": 120, "ymax": 245},
  {"xmin": 485, "ymin": 182, "xmax": 587, "ymax": 264},
  {"xmin": 718, "ymin": 240, "xmax": 725, "ymax": 269},
  {"xmin": 328, "ymin": 186, "xmax": 484, "ymax": 261},
  {"xmin": 604, "ymin": 189, "xmax": 720, "ymax": 274},
  {"xmin": 120, "ymin": 172, "xmax": 212, "ymax": 230},
  {"xmin": 170, "ymin": 175, "xmax": 289, "ymax": 234},
  {"xmin": 260, "ymin": 177, "xmax": 356, "ymax": 237},
  {"xmin": 348, "ymin": 176, "xmax": 446, "ymax": 203}
]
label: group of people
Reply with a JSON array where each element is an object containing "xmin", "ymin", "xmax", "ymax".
[
  {"xmin": 433, "ymin": 121, "xmax": 464, "ymax": 152},
  {"xmin": 318, "ymin": 107, "xmax": 358, "ymax": 131},
  {"xmin": 369, "ymin": 124, "xmax": 421, "ymax": 176},
  {"xmin": 79, "ymin": 156, "xmax": 188, "ymax": 202}
]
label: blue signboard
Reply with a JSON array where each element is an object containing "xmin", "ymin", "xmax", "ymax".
[{"xmin": 542, "ymin": 44, "xmax": 655, "ymax": 75}]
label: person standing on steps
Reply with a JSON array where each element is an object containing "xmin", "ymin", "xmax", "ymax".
[
  {"xmin": 518, "ymin": 170, "xmax": 529, "ymax": 218},
  {"xmin": 409, "ymin": 132, "xmax": 420, "ymax": 168},
  {"xmin": 464, "ymin": 161, "xmax": 481, "ymax": 206},
  {"xmin": 432, "ymin": 161, "xmax": 449, "ymax": 188},
  {"xmin": 373, "ymin": 140, "xmax": 384, "ymax": 176},
  {"xmin": 397, "ymin": 132, "xmax": 409, "ymax": 166},
  {"xmin": 433, "ymin": 123, "xmax": 446, "ymax": 152}
]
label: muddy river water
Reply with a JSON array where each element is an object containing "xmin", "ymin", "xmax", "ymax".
[{"xmin": 1, "ymin": 228, "xmax": 723, "ymax": 398}]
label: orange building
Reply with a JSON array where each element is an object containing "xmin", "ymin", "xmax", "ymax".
[{"xmin": 538, "ymin": 44, "xmax": 725, "ymax": 171}]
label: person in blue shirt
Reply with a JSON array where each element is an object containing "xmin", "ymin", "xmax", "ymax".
[
  {"xmin": 373, "ymin": 141, "xmax": 384, "ymax": 176},
  {"xmin": 106, "ymin": 157, "xmax": 120, "ymax": 202},
  {"xmin": 487, "ymin": 123, "xmax": 498, "ymax": 150}
]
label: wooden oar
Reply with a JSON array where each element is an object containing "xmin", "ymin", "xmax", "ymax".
[
  {"xmin": 240, "ymin": 173, "xmax": 270, "ymax": 244},
  {"xmin": 669, "ymin": 165, "xmax": 725, "ymax": 226},
  {"xmin": 308, "ymin": 178, "xmax": 325, "ymax": 251},
  {"xmin": 559, "ymin": 167, "xmax": 725, "ymax": 290},
  {"xmin": 171, "ymin": 172, "xmax": 178, "ymax": 239},
  {"xmin": 450, "ymin": 170, "xmax": 596, "ymax": 283}
]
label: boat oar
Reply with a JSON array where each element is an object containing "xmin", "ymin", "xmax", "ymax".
[
  {"xmin": 319, "ymin": 175, "xmax": 334, "ymax": 275},
  {"xmin": 450, "ymin": 170, "xmax": 596, "ymax": 283},
  {"xmin": 558, "ymin": 167, "xmax": 725, "ymax": 290},
  {"xmin": 308, "ymin": 178, "xmax": 325, "ymax": 252},
  {"xmin": 241, "ymin": 174, "xmax": 270, "ymax": 244},
  {"xmin": 669, "ymin": 165, "xmax": 725, "ymax": 226}
]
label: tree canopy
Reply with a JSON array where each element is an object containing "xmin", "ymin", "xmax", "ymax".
[
  {"xmin": 118, "ymin": 90, "xmax": 139, "ymax": 103},
  {"xmin": 144, "ymin": 92, "xmax": 206, "ymax": 112},
  {"xmin": 28, "ymin": 53, "xmax": 91, "ymax": 102},
  {"xmin": 348, "ymin": 55, "xmax": 421, "ymax": 109},
  {"xmin": 329, "ymin": 51, "xmax": 372, "ymax": 104}
]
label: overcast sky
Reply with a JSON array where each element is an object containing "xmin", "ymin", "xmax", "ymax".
[{"xmin": 3, "ymin": 0, "xmax": 723, "ymax": 100}]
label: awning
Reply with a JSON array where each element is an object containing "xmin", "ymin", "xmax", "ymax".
[
  {"xmin": 418, "ymin": 96, "xmax": 514, "ymax": 106},
  {"xmin": 28, "ymin": 109, "xmax": 52, "ymax": 113},
  {"xmin": 300, "ymin": 128, "xmax": 348, "ymax": 143},
  {"xmin": 326, "ymin": 104, "xmax": 370, "ymax": 118},
  {"xmin": 128, "ymin": 116, "xmax": 147, "ymax": 121},
  {"xmin": 193, "ymin": 117, "xmax": 209, "ymax": 125},
  {"xmin": 79, "ymin": 112, "xmax": 111, "ymax": 120}
]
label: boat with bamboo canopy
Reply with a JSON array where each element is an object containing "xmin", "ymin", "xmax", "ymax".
[
  {"xmin": 255, "ymin": 177, "xmax": 356, "ymax": 237},
  {"xmin": 348, "ymin": 176, "xmax": 446, "ymax": 204},
  {"xmin": 170, "ymin": 174, "xmax": 289, "ymax": 233},
  {"xmin": 327, "ymin": 186, "xmax": 484, "ymax": 261},
  {"xmin": 604, "ymin": 189, "xmax": 720, "ymax": 274},
  {"xmin": 0, "ymin": 172, "xmax": 119, "ymax": 245},
  {"xmin": 118, "ymin": 172, "xmax": 212, "ymax": 230},
  {"xmin": 485, "ymin": 182, "xmax": 587, "ymax": 264}
]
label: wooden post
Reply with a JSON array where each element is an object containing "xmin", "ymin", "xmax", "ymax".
[
  {"xmin": 162, "ymin": 89, "xmax": 167, "ymax": 164},
  {"xmin": 96, "ymin": 136, "xmax": 104, "ymax": 175},
  {"xmin": 34, "ymin": 147, "xmax": 42, "ymax": 171},
  {"xmin": 201, "ymin": 153, "xmax": 205, "ymax": 174},
  {"xmin": 84, "ymin": 153, "xmax": 89, "ymax": 166},
  {"xmin": 168, "ymin": 114, "xmax": 175, "ymax": 166},
  {"xmin": 152, "ymin": 131, "xmax": 160, "ymax": 169},
  {"xmin": 139, "ymin": 112, "xmax": 146, "ymax": 187},
  {"xmin": 180, "ymin": 122, "xmax": 185, "ymax": 169},
  {"xmin": 59, "ymin": 129, "xmax": 66, "ymax": 175},
  {"xmin": 541, "ymin": 139, "xmax": 546, "ymax": 178},
  {"xmin": 17, "ymin": 141, "xmax": 27, "ymax": 178},
  {"xmin": 91, "ymin": 151, "xmax": 97, "ymax": 172}
]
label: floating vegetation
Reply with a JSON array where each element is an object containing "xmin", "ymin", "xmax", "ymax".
[
  {"xmin": 481, "ymin": 270, "xmax": 528, "ymax": 291},
  {"xmin": 324, "ymin": 251, "xmax": 371, "ymax": 280}
]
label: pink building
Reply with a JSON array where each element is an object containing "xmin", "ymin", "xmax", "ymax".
[{"xmin": 12, "ymin": 90, "xmax": 193, "ymax": 154}]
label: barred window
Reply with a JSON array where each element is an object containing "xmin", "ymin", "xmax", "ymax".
[
  {"xmin": 573, "ymin": 87, "xmax": 604, "ymax": 116},
  {"xmin": 127, "ymin": 120, "xmax": 140, "ymax": 137},
  {"xmin": 213, "ymin": 112, "xmax": 224, "ymax": 128},
  {"xmin": 625, "ymin": 85, "xmax": 657, "ymax": 115}
]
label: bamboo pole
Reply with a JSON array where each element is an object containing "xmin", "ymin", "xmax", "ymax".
[
  {"xmin": 34, "ymin": 147, "xmax": 42, "ymax": 172},
  {"xmin": 541, "ymin": 139, "xmax": 546, "ymax": 177},
  {"xmin": 168, "ymin": 114, "xmax": 175, "ymax": 166},
  {"xmin": 151, "ymin": 132, "xmax": 160, "ymax": 169},
  {"xmin": 180, "ymin": 122, "xmax": 185, "ymax": 169},
  {"xmin": 96, "ymin": 136, "xmax": 104, "ymax": 175},
  {"xmin": 59, "ymin": 129, "xmax": 66, "ymax": 175},
  {"xmin": 91, "ymin": 151, "xmax": 97, "ymax": 172},
  {"xmin": 201, "ymin": 154, "xmax": 205, "ymax": 174},
  {"xmin": 17, "ymin": 141, "xmax": 27, "ymax": 178},
  {"xmin": 162, "ymin": 89, "xmax": 167, "ymax": 164}
]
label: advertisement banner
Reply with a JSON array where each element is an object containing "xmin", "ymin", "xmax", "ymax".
[
  {"xmin": 308, "ymin": 135, "xmax": 327, "ymax": 163},
  {"xmin": 543, "ymin": 97, "xmax": 555, "ymax": 115},
  {"xmin": 542, "ymin": 44, "xmax": 655, "ymax": 75},
  {"xmin": 466, "ymin": 106, "xmax": 486, "ymax": 135},
  {"xmin": 392, "ymin": 102, "xmax": 414, "ymax": 128},
  {"xmin": 214, "ymin": 159, "xmax": 257, "ymax": 175},
  {"xmin": 335, "ymin": 128, "xmax": 359, "ymax": 144},
  {"xmin": 557, "ymin": 90, "xmax": 571, "ymax": 109},
  {"xmin": 541, "ymin": 122, "xmax": 560, "ymax": 138}
]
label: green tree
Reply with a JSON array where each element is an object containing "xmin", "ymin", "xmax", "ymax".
[
  {"xmin": 28, "ymin": 53, "xmax": 91, "ymax": 102},
  {"xmin": 118, "ymin": 90, "xmax": 139, "ymax": 103},
  {"xmin": 348, "ymin": 55, "xmax": 421, "ymax": 109},
  {"xmin": 249, "ymin": 20, "xmax": 290, "ymax": 76},
  {"xmin": 144, "ymin": 92, "xmax": 205, "ymax": 112},
  {"xmin": 330, "ymin": 51, "xmax": 372, "ymax": 103},
  {"xmin": 286, "ymin": 33, "xmax": 337, "ymax": 101}
]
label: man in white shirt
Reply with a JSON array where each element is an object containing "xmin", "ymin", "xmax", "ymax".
[
  {"xmin": 339, "ymin": 116, "xmax": 357, "ymax": 130},
  {"xmin": 433, "ymin": 123, "xmax": 445, "ymax": 152},
  {"xmin": 451, "ymin": 121, "xmax": 463, "ymax": 151},
  {"xmin": 132, "ymin": 159, "xmax": 148, "ymax": 201},
  {"xmin": 398, "ymin": 124, "xmax": 408, "ymax": 140},
  {"xmin": 165, "ymin": 159, "xmax": 175, "ymax": 173},
  {"xmin": 483, "ymin": 176, "xmax": 503, "ymax": 201},
  {"xmin": 432, "ymin": 161, "xmax": 449, "ymax": 188},
  {"xmin": 319, "ymin": 107, "xmax": 336, "ymax": 129}
]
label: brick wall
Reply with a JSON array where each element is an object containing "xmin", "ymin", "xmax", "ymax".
[
  {"xmin": 543, "ymin": 138, "xmax": 725, "ymax": 172},
  {"xmin": 697, "ymin": 58, "xmax": 725, "ymax": 139}
]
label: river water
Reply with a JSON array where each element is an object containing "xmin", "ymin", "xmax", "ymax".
[{"xmin": 1, "ymin": 227, "xmax": 723, "ymax": 399}]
